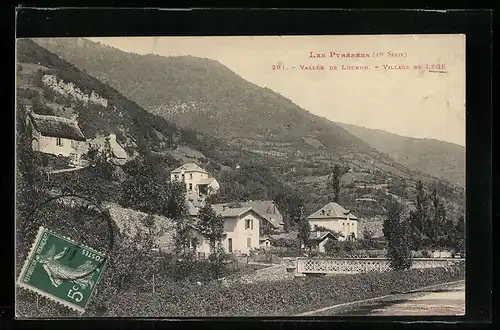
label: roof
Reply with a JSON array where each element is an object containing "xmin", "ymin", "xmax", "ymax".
[
  {"xmin": 197, "ymin": 177, "xmax": 217, "ymax": 185},
  {"xmin": 29, "ymin": 113, "xmax": 86, "ymax": 141},
  {"xmin": 211, "ymin": 204, "xmax": 254, "ymax": 218},
  {"xmin": 88, "ymin": 134, "xmax": 127, "ymax": 159},
  {"xmin": 308, "ymin": 231, "xmax": 337, "ymax": 242},
  {"xmin": 172, "ymin": 162, "xmax": 207, "ymax": 174},
  {"xmin": 236, "ymin": 200, "xmax": 284, "ymax": 228},
  {"xmin": 307, "ymin": 202, "xmax": 359, "ymax": 220}
]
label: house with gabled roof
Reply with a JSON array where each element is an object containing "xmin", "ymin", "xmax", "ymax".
[
  {"xmin": 27, "ymin": 111, "xmax": 87, "ymax": 167},
  {"xmin": 226, "ymin": 200, "xmax": 285, "ymax": 233},
  {"xmin": 307, "ymin": 202, "xmax": 359, "ymax": 241},
  {"xmin": 307, "ymin": 231, "xmax": 339, "ymax": 253},
  {"xmin": 188, "ymin": 202, "xmax": 266, "ymax": 255},
  {"xmin": 86, "ymin": 133, "xmax": 129, "ymax": 165},
  {"xmin": 171, "ymin": 162, "xmax": 220, "ymax": 199}
]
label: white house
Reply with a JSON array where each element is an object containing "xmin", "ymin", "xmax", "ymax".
[
  {"xmin": 188, "ymin": 202, "xmax": 265, "ymax": 255},
  {"xmin": 236, "ymin": 200, "xmax": 285, "ymax": 233},
  {"xmin": 27, "ymin": 112, "xmax": 87, "ymax": 167},
  {"xmin": 307, "ymin": 202, "xmax": 359, "ymax": 241},
  {"xmin": 171, "ymin": 163, "xmax": 220, "ymax": 198}
]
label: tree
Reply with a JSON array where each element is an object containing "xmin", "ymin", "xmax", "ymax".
[
  {"xmin": 327, "ymin": 165, "xmax": 341, "ymax": 202},
  {"xmin": 138, "ymin": 214, "xmax": 159, "ymax": 251},
  {"xmin": 120, "ymin": 153, "xmax": 176, "ymax": 215},
  {"xmin": 87, "ymin": 137, "xmax": 114, "ymax": 181},
  {"xmin": 16, "ymin": 102, "xmax": 47, "ymax": 261},
  {"xmin": 422, "ymin": 187, "xmax": 449, "ymax": 249},
  {"xmin": 452, "ymin": 216, "xmax": 465, "ymax": 255},
  {"xmin": 297, "ymin": 207, "xmax": 310, "ymax": 250},
  {"xmin": 120, "ymin": 171, "xmax": 169, "ymax": 216},
  {"xmin": 197, "ymin": 203, "xmax": 227, "ymax": 278},
  {"xmin": 361, "ymin": 227, "xmax": 375, "ymax": 249},
  {"xmin": 383, "ymin": 198, "xmax": 413, "ymax": 270},
  {"xmin": 273, "ymin": 190, "xmax": 304, "ymax": 230},
  {"xmin": 409, "ymin": 180, "xmax": 429, "ymax": 250},
  {"xmin": 324, "ymin": 239, "xmax": 340, "ymax": 255}
]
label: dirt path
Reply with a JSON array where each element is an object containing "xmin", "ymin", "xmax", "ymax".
[{"xmin": 298, "ymin": 280, "xmax": 465, "ymax": 316}]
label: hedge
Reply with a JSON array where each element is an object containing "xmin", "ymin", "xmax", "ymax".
[{"xmin": 89, "ymin": 261, "xmax": 464, "ymax": 317}]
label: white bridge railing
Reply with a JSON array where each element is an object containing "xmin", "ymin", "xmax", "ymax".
[{"xmin": 296, "ymin": 257, "xmax": 464, "ymax": 275}]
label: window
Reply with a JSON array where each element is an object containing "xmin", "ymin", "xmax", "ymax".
[
  {"xmin": 56, "ymin": 137, "xmax": 63, "ymax": 146},
  {"xmin": 189, "ymin": 173, "xmax": 193, "ymax": 180},
  {"xmin": 247, "ymin": 238, "xmax": 251, "ymax": 248},
  {"xmin": 228, "ymin": 238, "xmax": 233, "ymax": 253},
  {"xmin": 245, "ymin": 219, "xmax": 253, "ymax": 230},
  {"xmin": 181, "ymin": 174, "xmax": 185, "ymax": 181},
  {"xmin": 174, "ymin": 174, "xmax": 178, "ymax": 180},
  {"xmin": 189, "ymin": 183, "xmax": 193, "ymax": 191}
]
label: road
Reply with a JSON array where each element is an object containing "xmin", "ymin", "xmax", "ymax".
[{"xmin": 301, "ymin": 280, "xmax": 465, "ymax": 316}]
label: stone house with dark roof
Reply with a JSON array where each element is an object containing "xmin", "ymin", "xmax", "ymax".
[{"xmin": 27, "ymin": 112, "xmax": 87, "ymax": 167}]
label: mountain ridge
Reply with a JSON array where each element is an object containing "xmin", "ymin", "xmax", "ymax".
[
  {"xmin": 18, "ymin": 38, "xmax": 465, "ymax": 228},
  {"xmin": 33, "ymin": 37, "xmax": 465, "ymax": 191},
  {"xmin": 335, "ymin": 121, "xmax": 465, "ymax": 187}
]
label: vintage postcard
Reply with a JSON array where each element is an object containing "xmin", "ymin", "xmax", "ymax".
[{"xmin": 16, "ymin": 34, "xmax": 465, "ymax": 318}]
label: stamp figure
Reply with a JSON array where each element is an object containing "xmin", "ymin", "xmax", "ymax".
[{"xmin": 17, "ymin": 226, "xmax": 107, "ymax": 313}]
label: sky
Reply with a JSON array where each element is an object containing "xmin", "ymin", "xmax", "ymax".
[{"xmin": 88, "ymin": 35, "xmax": 466, "ymax": 146}]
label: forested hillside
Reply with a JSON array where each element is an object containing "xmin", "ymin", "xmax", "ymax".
[
  {"xmin": 29, "ymin": 37, "xmax": 465, "ymax": 223},
  {"xmin": 336, "ymin": 122, "xmax": 465, "ymax": 187}
]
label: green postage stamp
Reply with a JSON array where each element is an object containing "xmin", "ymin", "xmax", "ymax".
[{"xmin": 17, "ymin": 226, "xmax": 107, "ymax": 313}]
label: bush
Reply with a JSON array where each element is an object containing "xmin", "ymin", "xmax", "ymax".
[{"xmin": 87, "ymin": 262, "xmax": 464, "ymax": 317}]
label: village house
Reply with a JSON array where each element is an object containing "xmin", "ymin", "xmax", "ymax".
[
  {"xmin": 28, "ymin": 111, "xmax": 130, "ymax": 168},
  {"xmin": 188, "ymin": 202, "xmax": 265, "ymax": 255},
  {"xmin": 170, "ymin": 163, "xmax": 220, "ymax": 199},
  {"xmin": 307, "ymin": 202, "xmax": 359, "ymax": 241},
  {"xmin": 218, "ymin": 200, "xmax": 285, "ymax": 234},
  {"xmin": 306, "ymin": 231, "xmax": 338, "ymax": 253},
  {"xmin": 27, "ymin": 111, "xmax": 87, "ymax": 167},
  {"xmin": 106, "ymin": 199, "xmax": 266, "ymax": 257},
  {"xmin": 86, "ymin": 133, "xmax": 129, "ymax": 165}
]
